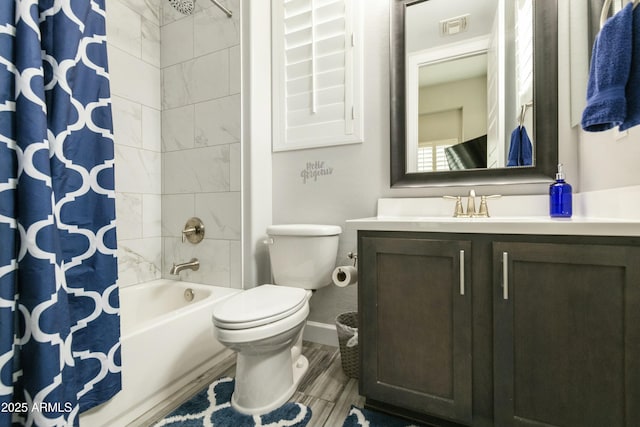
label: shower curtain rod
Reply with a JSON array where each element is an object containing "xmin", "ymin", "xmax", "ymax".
[{"xmin": 209, "ymin": 0, "xmax": 233, "ymax": 17}]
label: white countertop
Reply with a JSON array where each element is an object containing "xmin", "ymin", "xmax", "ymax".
[
  {"xmin": 346, "ymin": 215, "xmax": 640, "ymax": 236},
  {"xmin": 346, "ymin": 191, "xmax": 640, "ymax": 237}
]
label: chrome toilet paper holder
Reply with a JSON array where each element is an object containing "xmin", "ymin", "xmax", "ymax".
[
  {"xmin": 347, "ymin": 252, "xmax": 358, "ymax": 266},
  {"xmin": 333, "ymin": 252, "xmax": 359, "ymax": 287}
]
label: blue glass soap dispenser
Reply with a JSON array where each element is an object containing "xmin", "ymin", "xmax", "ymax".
[{"xmin": 549, "ymin": 163, "xmax": 572, "ymax": 218}]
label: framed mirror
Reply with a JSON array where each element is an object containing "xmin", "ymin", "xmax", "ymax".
[{"xmin": 390, "ymin": 0, "xmax": 558, "ymax": 187}]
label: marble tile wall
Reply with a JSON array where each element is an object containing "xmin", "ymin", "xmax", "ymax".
[
  {"xmin": 107, "ymin": 0, "xmax": 163, "ymax": 287},
  {"xmin": 80, "ymin": 7, "xmax": 241, "ymax": 422},
  {"xmin": 106, "ymin": 0, "xmax": 241, "ymax": 289},
  {"xmin": 160, "ymin": 0, "xmax": 242, "ymax": 288}
]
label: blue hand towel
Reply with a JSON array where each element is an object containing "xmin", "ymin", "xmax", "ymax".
[
  {"xmin": 520, "ymin": 126, "xmax": 532, "ymax": 166},
  {"xmin": 621, "ymin": 5, "xmax": 640, "ymax": 131},
  {"xmin": 507, "ymin": 127, "xmax": 521, "ymax": 166},
  {"xmin": 581, "ymin": 2, "xmax": 634, "ymax": 132},
  {"xmin": 507, "ymin": 127, "xmax": 533, "ymax": 166}
]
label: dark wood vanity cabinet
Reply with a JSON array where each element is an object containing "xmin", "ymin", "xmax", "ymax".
[
  {"xmin": 359, "ymin": 234, "xmax": 473, "ymax": 425},
  {"xmin": 358, "ymin": 231, "xmax": 640, "ymax": 427},
  {"xmin": 493, "ymin": 242, "xmax": 640, "ymax": 427}
]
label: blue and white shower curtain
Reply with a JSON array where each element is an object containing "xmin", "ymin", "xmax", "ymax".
[{"xmin": 0, "ymin": 1, "xmax": 120, "ymax": 426}]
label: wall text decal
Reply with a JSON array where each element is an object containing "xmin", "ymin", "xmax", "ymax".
[{"xmin": 300, "ymin": 161, "xmax": 334, "ymax": 184}]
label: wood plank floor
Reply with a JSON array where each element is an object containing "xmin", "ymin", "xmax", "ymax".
[{"xmin": 130, "ymin": 342, "xmax": 364, "ymax": 427}]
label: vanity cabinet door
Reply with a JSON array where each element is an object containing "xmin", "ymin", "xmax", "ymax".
[
  {"xmin": 359, "ymin": 234, "xmax": 472, "ymax": 424},
  {"xmin": 493, "ymin": 242, "xmax": 640, "ymax": 427}
]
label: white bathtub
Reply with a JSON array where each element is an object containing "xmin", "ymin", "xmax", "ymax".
[{"xmin": 81, "ymin": 279, "xmax": 240, "ymax": 427}]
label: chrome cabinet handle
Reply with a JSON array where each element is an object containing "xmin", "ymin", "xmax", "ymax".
[
  {"xmin": 460, "ymin": 250, "xmax": 465, "ymax": 296},
  {"xmin": 502, "ymin": 252, "xmax": 509, "ymax": 300}
]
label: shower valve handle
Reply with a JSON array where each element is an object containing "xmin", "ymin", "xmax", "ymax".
[{"xmin": 182, "ymin": 217, "xmax": 205, "ymax": 244}]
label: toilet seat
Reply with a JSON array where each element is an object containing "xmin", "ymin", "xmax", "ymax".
[
  {"xmin": 212, "ymin": 285, "xmax": 308, "ymax": 330},
  {"xmin": 214, "ymin": 302, "xmax": 309, "ymax": 345}
]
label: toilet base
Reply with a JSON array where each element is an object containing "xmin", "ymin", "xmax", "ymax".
[{"xmin": 231, "ymin": 352, "xmax": 309, "ymax": 415}]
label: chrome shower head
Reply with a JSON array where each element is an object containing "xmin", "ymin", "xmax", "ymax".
[
  {"xmin": 168, "ymin": 0, "xmax": 233, "ymax": 17},
  {"xmin": 169, "ymin": 0, "xmax": 195, "ymax": 15}
]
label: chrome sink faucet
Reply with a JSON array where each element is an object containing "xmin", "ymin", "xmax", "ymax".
[
  {"xmin": 444, "ymin": 190, "xmax": 501, "ymax": 218},
  {"xmin": 466, "ymin": 189, "xmax": 477, "ymax": 217},
  {"xmin": 169, "ymin": 258, "xmax": 200, "ymax": 275}
]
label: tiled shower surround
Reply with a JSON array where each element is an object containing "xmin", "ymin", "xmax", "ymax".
[{"xmin": 106, "ymin": 0, "xmax": 241, "ymax": 289}]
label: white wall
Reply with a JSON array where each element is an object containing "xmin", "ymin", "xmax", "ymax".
[
  {"xmin": 579, "ymin": 129, "xmax": 640, "ymax": 191},
  {"xmin": 418, "ymin": 76, "xmax": 487, "ymax": 142}
]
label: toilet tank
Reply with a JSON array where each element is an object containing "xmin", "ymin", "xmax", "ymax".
[{"xmin": 266, "ymin": 224, "xmax": 342, "ymax": 289}]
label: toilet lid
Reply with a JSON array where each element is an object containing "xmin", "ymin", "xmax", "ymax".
[
  {"xmin": 212, "ymin": 285, "xmax": 308, "ymax": 329},
  {"xmin": 266, "ymin": 224, "xmax": 342, "ymax": 236}
]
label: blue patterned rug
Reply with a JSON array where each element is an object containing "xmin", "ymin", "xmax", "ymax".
[
  {"xmin": 341, "ymin": 405, "xmax": 427, "ymax": 427},
  {"xmin": 154, "ymin": 377, "xmax": 312, "ymax": 427}
]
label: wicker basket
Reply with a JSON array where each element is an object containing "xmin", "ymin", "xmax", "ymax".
[{"xmin": 335, "ymin": 311, "xmax": 359, "ymax": 379}]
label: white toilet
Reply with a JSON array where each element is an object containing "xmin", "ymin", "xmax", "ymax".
[{"xmin": 211, "ymin": 224, "xmax": 342, "ymax": 415}]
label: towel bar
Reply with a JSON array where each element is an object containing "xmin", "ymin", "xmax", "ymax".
[{"xmin": 601, "ymin": 0, "xmax": 640, "ymax": 30}]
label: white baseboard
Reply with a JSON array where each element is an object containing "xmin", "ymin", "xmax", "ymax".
[{"xmin": 304, "ymin": 321, "xmax": 338, "ymax": 347}]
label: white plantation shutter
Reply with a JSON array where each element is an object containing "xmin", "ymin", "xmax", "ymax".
[
  {"xmin": 417, "ymin": 140, "xmax": 454, "ymax": 172},
  {"xmin": 272, "ymin": 0, "xmax": 363, "ymax": 151}
]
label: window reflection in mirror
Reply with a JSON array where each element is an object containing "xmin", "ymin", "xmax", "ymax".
[{"xmin": 404, "ymin": 0, "xmax": 533, "ymax": 174}]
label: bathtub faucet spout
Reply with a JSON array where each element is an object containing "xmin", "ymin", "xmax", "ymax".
[{"xmin": 170, "ymin": 258, "xmax": 200, "ymax": 275}]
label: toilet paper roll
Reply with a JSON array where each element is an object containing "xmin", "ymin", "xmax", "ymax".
[{"xmin": 332, "ymin": 266, "xmax": 358, "ymax": 287}]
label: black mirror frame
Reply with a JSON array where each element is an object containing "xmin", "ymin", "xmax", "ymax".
[{"xmin": 390, "ymin": 0, "xmax": 558, "ymax": 187}]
